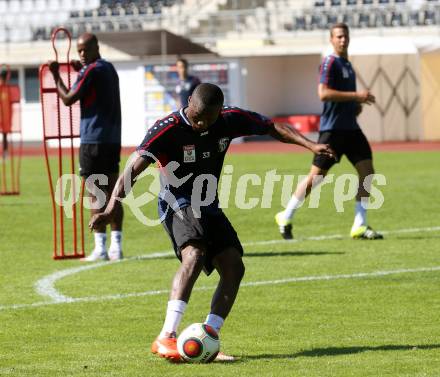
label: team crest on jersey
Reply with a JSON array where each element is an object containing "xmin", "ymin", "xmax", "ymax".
[
  {"xmin": 183, "ymin": 145, "xmax": 196, "ymax": 163},
  {"xmin": 218, "ymin": 137, "xmax": 229, "ymax": 152},
  {"xmin": 342, "ymin": 67, "xmax": 349, "ymax": 79}
]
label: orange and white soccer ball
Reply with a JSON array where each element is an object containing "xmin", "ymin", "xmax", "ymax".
[{"xmin": 177, "ymin": 323, "xmax": 220, "ymax": 363}]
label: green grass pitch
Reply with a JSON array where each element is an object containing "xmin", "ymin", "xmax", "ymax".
[{"xmin": 1, "ymin": 150, "xmax": 440, "ymax": 376}]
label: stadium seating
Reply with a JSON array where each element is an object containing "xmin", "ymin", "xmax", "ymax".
[
  {"xmin": 42, "ymin": 0, "xmax": 440, "ymax": 41},
  {"xmin": 0, "ymin": 0, "xmax": 439, "ymax": 43},
  {"xmin": 0, "ymin": 0, "xmax": 100, "ymax": 42}
]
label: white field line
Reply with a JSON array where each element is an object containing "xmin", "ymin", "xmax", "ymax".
[
  {"xmin": 0, "ymin": 225, "xmax": 439, "ymax": 312},
  {"xmin": 34, "ymin": 252, "xmax": 173, "ymax": 303},
  {"xmin": 2, "ymin": 265, "xmax": 440, "ymax": 312}
]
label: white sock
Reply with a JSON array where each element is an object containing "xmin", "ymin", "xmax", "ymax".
[
  {"xmin": 282, "ymin": 195, "xmax": 303, "ymax": 220},
  {"xmin": 204, "ymin": 313, "xmax": 224, "ymax": 333},
  {"xmin": 352, "ymin": 201, "xmax": 367, "ymax": 230},
  {"xmin": 109, "ymin": 231, "xmax": 122, "ymax": 251},
  {"xmin": 94, "ymin": 232, "xmax": 106, "ymax": 252},
  {"xmin": 160, "ymin": 300, "xmax": 187, "ymax": 337}
]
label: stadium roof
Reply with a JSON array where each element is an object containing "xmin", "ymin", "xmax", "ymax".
[{"xmin": 95, "ymin": 30, "xmax": 214, "ymax": 57}]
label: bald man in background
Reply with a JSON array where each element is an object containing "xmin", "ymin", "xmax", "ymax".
[{"xmin": 48, "ymin": 33, "xmax": 124, "ymax": 261}]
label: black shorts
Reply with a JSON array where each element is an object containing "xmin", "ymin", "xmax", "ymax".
[
  {"xmin": 79, "ymin": 143, "xmax": 121, "ymax": 177},
  {"xmin": 162, "ymin": 206, "xmax": 244, "ymax": 275},
  {"xmin": 313, "ymin": 130, "xmax": 372, "ymax": 170}
]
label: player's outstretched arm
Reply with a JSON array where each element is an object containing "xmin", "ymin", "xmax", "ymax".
[
  {"xmin": 47, "ymin": 61, "xmax": 81, "ymax": 106},
  {"xmin": 318, "ymin": 83, "xmax": 375, "ymax": 105},
  {"xmin": 89, "ymin": 154, "xmax": 150, "ymax": 230},
  {"xmin": 269, "ymin": 122, "xmax": 335, "ymax": 158}
]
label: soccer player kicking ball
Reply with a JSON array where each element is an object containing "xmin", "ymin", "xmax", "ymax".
[
  {"xmin": 275, "ymin": 22, "xmax": 383, "ymax": 241},
  {"xmin": 89, "ymin": 83, "xmax": 334, "ymax": 362}
]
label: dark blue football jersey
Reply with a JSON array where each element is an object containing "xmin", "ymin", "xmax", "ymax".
[
  {"xmin": 319, "ymin": 54, "xmax": 360, "ymax": 131},
  {"xmin": 71, "ymin": 58, "xmax": 121, "ymax": 144},
  {"xmin": 137, "ymin": 106, "xmax": 272, "ymax": 219}
]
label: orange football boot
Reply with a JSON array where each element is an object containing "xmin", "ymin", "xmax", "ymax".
[{"xmin": 151, "ymin": 336, "xmax": 182, "ymax": 362}]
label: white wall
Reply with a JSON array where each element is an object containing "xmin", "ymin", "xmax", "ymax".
[
  {"xmin": 242, "ymin": 55, "xmax": 322, "ymax": 116},
  {"xmin": 242, "ymin": 53, "xmax": 425, "ymax": 141},
  {"xmin": 115, "ymin": 63, "xmax": 146, "ymax": 147},
  {"xmin": 241, "ymin": 57, "xmax": 285, "ymax": 114},
  {"xmin": 16, "ymin": 53, "xmax": 429, "ymax": 145},
  {"xmin": 281, "ymin": 55, "xmax": 322, "ymax": 115},
  {"xmin": 21, "ymin": 103, "xmax": 43, "ymax": 142},
  {"xmin": 19, "ymin": 55, "xmax": 323, "ymax": 145}
]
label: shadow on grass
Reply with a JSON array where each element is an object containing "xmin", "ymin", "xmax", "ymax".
[
  {"xmin": 245, "ymin": 251, "xmax": 345, "ymax": 258},
  {"xmin": 238, "ymin": 344, "xmax": 440, "ymax": 362},
  {"xmin": 127, "ymin": 250, "xmax": 344, "ymax": 262},
  {"xmin": 394, "ymin": 234, "xmax": 440, "ymax": 240},
  {"xmin": 293, "ymin": 344, "xmax": 440, "ymax": 357}
]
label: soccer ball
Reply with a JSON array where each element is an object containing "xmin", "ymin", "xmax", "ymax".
[{"xmin": 177, "ymin": 323, "xmax": 220, "ymax": 363}]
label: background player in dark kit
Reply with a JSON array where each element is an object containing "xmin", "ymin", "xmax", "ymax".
[
  {"xmin": 48, "ymin": 33, "xmax": 124, "ymax": 261},
  {"xmin": 275, "ymin": 23, "xmax": 383, "ymax": 241}
]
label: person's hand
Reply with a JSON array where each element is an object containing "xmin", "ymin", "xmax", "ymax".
[
  {"xmin": 89, "ymin": 212, "xmax": 111, "ymax": 231},
  {"xmin": 356, "ymin": 90, "xmax": 375, "ymax": 105},
  {"xmin": 312, "ymin": 143, "xmax": 336, "ymax": 160},
  {"xmin": 48, "ymin": 60, "xmax": 61, "ymax": 81},
  {"xmin": 48, "ymin": 60, "xmax": 59, "ymax": 75},
  {"xmin": 70, "ymin": 59, "xmax": 83, "ymax": 72}
]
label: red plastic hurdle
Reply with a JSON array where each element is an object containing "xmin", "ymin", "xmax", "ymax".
[
  {"xmin": 0, "ymin": 65, "xmax": 22, "ymax": 195},
  {"xmin": 39, "ymin": 28, "xmax": 85, "ymax": 260}
]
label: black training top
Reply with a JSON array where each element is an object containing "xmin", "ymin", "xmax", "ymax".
[{"xmin": 137, "ymin": 106, "xmax": 272, "ymax": 219}]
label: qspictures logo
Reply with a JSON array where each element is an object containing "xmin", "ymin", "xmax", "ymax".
[{"xmin": 54, "ymin": 151, "xmax": 386, "ymax": 225}]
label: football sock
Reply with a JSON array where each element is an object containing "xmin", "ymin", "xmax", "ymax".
[
  {"xmin": 94, "ymin": 232, "xmax": 107, "ymax": 252},
  {"xmin": 109, "ymin": 231, "xmax": 122, "ymax": 251},
  {"xmin": 160, "ymin": 300, "xmax": 187, "ymax": 338},
  {"xmin": 204, "ymin": 313, "xmax": 224, "ymax": 333},
  {"xmin": 283, "ymin": 195, "xmax": 303, "ymax": 220},
  {"xmin": 352, "ymin": 200, "xmax": 367, "ymax": 230}
]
